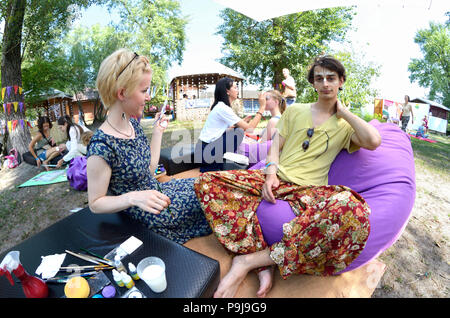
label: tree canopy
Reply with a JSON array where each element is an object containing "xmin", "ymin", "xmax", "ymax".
[
  {"xmin": 1, "ymin": 0, "xmax": 187, "ymax": 154},
  {"xmin": 21, "ymin": 0, "xmax": 187, "ymax": 105},
  {"xmin": 216, "ymin": 7, "xmax": 355, "ymax": 92},
  {"xmin": 408, "ymin": 16, "xmax": 450, "ymax": 107}
]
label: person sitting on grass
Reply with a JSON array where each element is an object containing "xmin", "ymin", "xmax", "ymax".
[
  {"xmin": 194, "ymin": 55, "xmax": 381, "ymax": 298},
  {"xmin": 28, "ymin": 116, "xmax": 66, "ymax": 171},
  {"xmin": 55, "ymin": 115, "xmax": 91, "ymax": 168}
]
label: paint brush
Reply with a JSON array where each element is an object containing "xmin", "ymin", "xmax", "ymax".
[
  {"xmin": 59, "ymin": 265, "xmax": 113, "ymax": 271},
  {"xmin": 44, "ymin": 271, "xmax": 98, "ymax": 283}
]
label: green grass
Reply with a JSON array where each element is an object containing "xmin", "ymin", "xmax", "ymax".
[{"xmin": 410, "ymin": 133, "xmax": 450, "ymax": 174}]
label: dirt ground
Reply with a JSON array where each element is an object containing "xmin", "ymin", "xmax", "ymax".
[{"xmin": 0, "ymin": 119, "xmax": 448, "ymax": 298}]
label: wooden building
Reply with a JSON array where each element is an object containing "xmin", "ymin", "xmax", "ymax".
[{"xmin": 169, "ymin": 61, "xmax": 245, "ymax": 121}]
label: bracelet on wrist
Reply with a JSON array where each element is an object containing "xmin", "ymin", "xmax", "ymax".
[
  {"xmin": 256, "ymin": 112, "xmax": 264, "ymax": 117},
  {"xmin": 264, "ymin": 161, "xmax": 278, "ymax": 174}
]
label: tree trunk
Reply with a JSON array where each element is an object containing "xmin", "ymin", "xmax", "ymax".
[
  {"xmin": 271, "ymin": 18, "xmax": 285, "ymax": 91},
  {"xmin": 1, "ymin": 0, "xmax": 30, "ymax": 158}
]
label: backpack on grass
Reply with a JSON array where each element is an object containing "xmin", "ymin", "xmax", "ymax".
[
  {"xmin": 3, "ymin": 148, "xmax": 20, "ymax": 169},
  {"xmin": 66, "ymin": 156, "xmax": 87, "ymax": 191}
]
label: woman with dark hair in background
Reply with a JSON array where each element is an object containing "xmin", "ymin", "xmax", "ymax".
[
  {"xmin": 55, "ymin": 115, "xmax": 91, "ymax": 168},
  {"xmin": 196, "ymin": 77, "xmax": 266, "ymax": 172},
  {"xmin": 27, "ymin": 116, "xmax": 66, "ymax": 170}
]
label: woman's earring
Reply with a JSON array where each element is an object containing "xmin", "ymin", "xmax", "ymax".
[
  {"xmin": 121, "ymin": 112, "xmax": 126, "ymax": 120},
  {"xmin": 338, "ymin": 87, "xmax": 343, "ymax": 91}
]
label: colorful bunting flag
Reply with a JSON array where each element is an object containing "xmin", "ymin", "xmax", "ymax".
[
  {"xmin": 7, "ymin": 121, "xmax": 11, "ymax": 133},
  {"xmin": 13, "ymin": 102, "xmax": 18, "ymax": 112},
  {"xmin": 14, "ymin": 85, "xmax": 18, "ymax": 94},
  {"xmin": 1, "ymin": 87, "xmax": 5, "ymax": 100}
]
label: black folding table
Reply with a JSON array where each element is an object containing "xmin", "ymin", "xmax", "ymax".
[{"xmin": 0, "ymin": 207, "xmax": 220, "ymax": 298}]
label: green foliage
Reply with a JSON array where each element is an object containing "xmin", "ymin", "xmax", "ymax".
[
  {"xmin": 20, "ymin": 0, "xmax": 104, "ymax": 60},
  {"xmin": 297, "ymin": 49, "xmax": 381, "ymax": 107},
  {"xmin": 109, "ymin": 0, "xmax": 188, "ymax": 96},
  {"xmin": 216, "ymin": 7, "xmax": 355, "ymax": 92},
  {"xmin": 334, "ymin": 50, "xmax": 380, "ymax": 107},
  {"xmin": 408, "ymin": 18, "xmax": 450, "ymax": 107},
  {"xmin": 20, "ymin": 0, "xmax": 186, "ymax": 107}
]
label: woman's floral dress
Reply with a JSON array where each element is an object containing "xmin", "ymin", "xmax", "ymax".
[{"xmin": 87, "ymin": 118, "xmax": 211, "ymax": 244}]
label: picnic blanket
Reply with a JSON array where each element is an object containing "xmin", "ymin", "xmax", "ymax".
[
  {"xmin": 18, "ymin": 169, "xmax": 68, "ymax": 188},
  {"xmin": 408, "ymin": 133, "xmax": 437, "ymax": 143}
]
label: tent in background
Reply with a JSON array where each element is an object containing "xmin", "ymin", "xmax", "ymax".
[{"xmin": 411, "ymin": 97, "xmax": 449, "ymax": 134}]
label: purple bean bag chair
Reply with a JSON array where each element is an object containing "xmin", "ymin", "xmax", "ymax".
[
  {"xmin": 237, "ymin": 140, "xmax": 272, "ymax": 167},
  {"xmin": 254, "ymin": 120, "xmax": 416, "ymax": 273}
]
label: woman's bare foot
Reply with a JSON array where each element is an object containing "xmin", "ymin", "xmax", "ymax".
[
  {"xmin": 256, "ymin": 266, "xmax": 274, "ymax": 298},
  {"xmin": 214, "ymin": 255, "xmax": 250, "ymax": 298}
]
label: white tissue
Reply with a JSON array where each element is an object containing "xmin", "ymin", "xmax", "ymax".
[
  {"xmin": 35, "ymin": 253, "xmax": 66, "ymax": 279},
  {"xmin": 223, "ymin": 152, "xmax": 249, "ymax": 165},
  {"xmin": 119, "ymin": 236, "xmax": 143, "ymax": 255}
]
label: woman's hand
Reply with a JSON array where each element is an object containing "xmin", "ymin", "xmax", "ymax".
[
  {"xmin": 128, "ymin": 190, "xmax": 171, "ymax": 215},
  {"xmin": 55, "ymin": 159, "xmax": 64, "ymax": 168},
  {"xmin": 154, "ymin": 112, "xmax": 169, "ymax": 132},
  {"xmin": 261, "ymin": 173, "xmax": 280, "ymax": 204},
  {"xmin": 36, "ymin": 158, "xmax": 41, "ymax": 168},
  {"xmin": 258, "ymin": 92, "xmax": 267, "ymax": 111}
]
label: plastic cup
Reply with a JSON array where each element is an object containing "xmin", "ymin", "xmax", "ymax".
[{"xmin": 136, "ymin": 257, "xmax": 167, "ymax": 293}]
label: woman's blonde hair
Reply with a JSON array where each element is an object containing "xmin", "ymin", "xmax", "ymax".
[
  {"xmin": 96, "ymin": 48, "xmax": 152, "ymax": 109},
  {"xmin": 266, "ymin": 90, "xmax": 287, "ymax": 114}
]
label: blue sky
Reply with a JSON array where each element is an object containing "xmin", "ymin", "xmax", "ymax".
[{"xmin": 76, "ymin": 0, "xmax": 449, "ymax": 103}]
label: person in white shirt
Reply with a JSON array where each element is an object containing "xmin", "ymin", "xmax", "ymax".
[
  {"xmin": 196, "ymin": 77, "xmax": 266, "ymax": 172},
  {"xmin": 55, "ymin": 115, "xmax": 91, "ymax": 168}
]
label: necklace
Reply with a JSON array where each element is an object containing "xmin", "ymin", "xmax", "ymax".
[{"xmin": 106, "ymin": 116, "xmax": 133, "ymax": 138}]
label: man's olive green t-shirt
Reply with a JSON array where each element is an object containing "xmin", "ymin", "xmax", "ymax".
[{"xmin": 276, "ymin": 103, "xmax": 359, "ymax": 186}]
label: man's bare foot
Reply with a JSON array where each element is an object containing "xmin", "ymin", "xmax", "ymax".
[
  {"xmin": 256, "ymin": 266, "xmax": 274, "ymax": 298},
  {"xmin": 214, "ymin": 255, "xmax": 250, "ymax": 298}
]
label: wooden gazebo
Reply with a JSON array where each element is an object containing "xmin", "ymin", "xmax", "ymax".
[
  {"xmin": 28, "ymin": 88, "xmax": 74, "ymax": 122},
  {"xmin": 169, "ymin": 61, "xmax": 245, "ymax": 121}
]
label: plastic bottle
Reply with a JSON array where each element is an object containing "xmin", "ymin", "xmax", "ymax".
[
  {"xmin": 112, "ymin": 269, "xmax": 124, "ymax": 287},
  {"xmin": 121, "ymin": 272, "xmax": 135, "ymax": 289},
  {"xmin": 0, "ymin": 251, "xmax": 48, "ymax": 298},
  {"xmin": 128, "ymin": 262, "xmax": 140, "ymax": 280},
  {"xmin": 114, "ymin": 255, "xmax": 127, "ymax": 274}
]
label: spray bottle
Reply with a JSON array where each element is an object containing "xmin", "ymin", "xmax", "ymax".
[{"xmin": 0, "ymin": 251, "xmax": 48, "ymax": 298}]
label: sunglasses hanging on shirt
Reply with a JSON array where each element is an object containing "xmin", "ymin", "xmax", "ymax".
[{"xmin": 301, "ymin": 128, "xmax": 329, "ymax": 160}]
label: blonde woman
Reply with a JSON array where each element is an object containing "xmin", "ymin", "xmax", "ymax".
[
  {"xmin": 86, "ymin": 49, "xmax": 211, "ymax": 243},
  {"xmin": 238, "ymin": 90, "xmax": 287, "ymax": 166}
]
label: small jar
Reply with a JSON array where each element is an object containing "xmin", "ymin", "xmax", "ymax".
[{"xmin": 122, "ymin": 272, "xmax": 135, "ymax": 289}]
